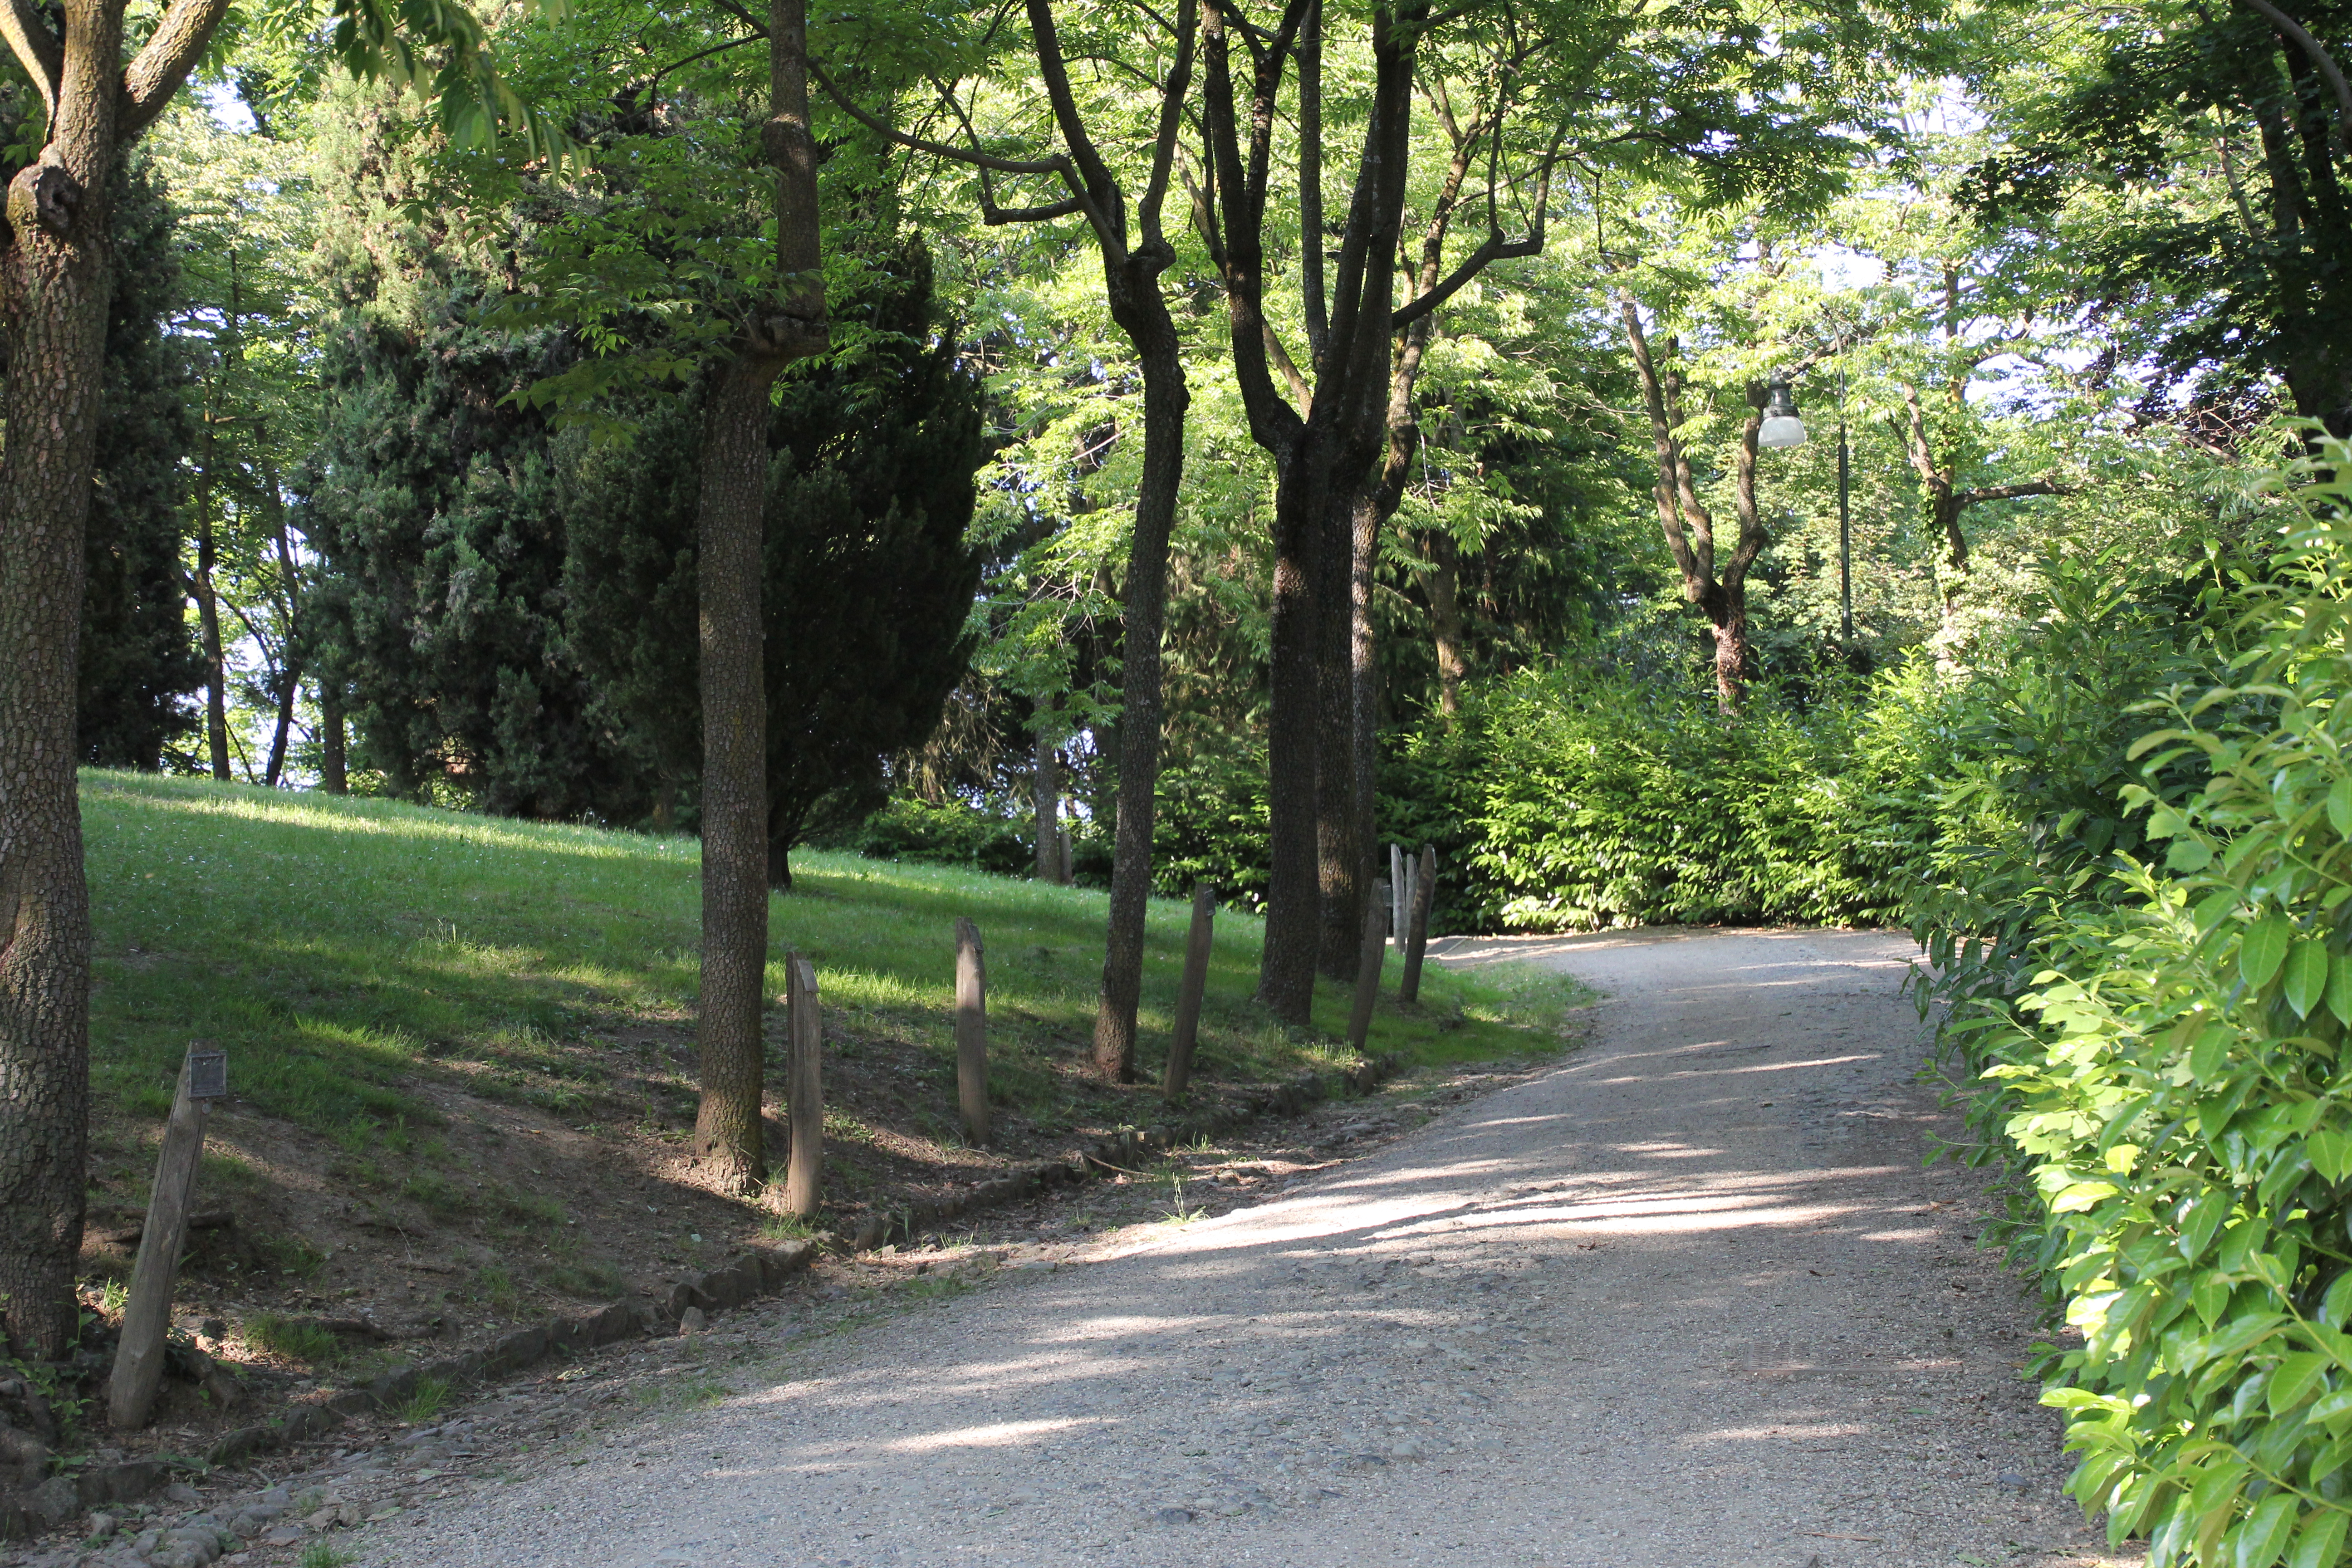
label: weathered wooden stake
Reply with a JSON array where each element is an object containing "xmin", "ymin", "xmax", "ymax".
[
  {"xmin": 783, "ymin": 957, "xmax": 823, "ymax": 1217},
  {"xmin": 111, "ymin": 1045, "xmax": 225, "ymax": 1430},
  {"xmin": 1163, "ymin": 883, "xmax": 1217, "ymax": 1100},
  {"xmin": 1401, "ymin": 845, "xmax": 1438, "ymax": 1003},
  {"xmin": 1403, "ymin": 848, "xmax": 1419, "ymax": 936},
  {"xmin": 1389, "ymin": 843, "xmax": 1406, "ymax": 945},
  {"xmin": 1345, "ymin": 890, "xmax": 1386, "ymax": 1054},
  {"xmin": 955, "ymin": 917, "xmax": 990, "ymax": 1145}
]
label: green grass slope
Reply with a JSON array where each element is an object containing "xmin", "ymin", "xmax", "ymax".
[{"xmin": 83, "ymin": 771, "xmax": 1582, "ymax": 1156}]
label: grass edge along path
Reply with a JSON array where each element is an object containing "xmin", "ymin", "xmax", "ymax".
[{"xmin": 80, "ymin": 770, "xmax": 1588, "ymax": 1225}]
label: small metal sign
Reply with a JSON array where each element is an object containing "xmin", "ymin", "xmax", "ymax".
[{"xmin": 186, "ymin": 1048, "xmax": 228, "ymax": 1101}]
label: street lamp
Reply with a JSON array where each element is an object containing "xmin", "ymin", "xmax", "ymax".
[
  {"xmin": 1758, "ymin": 371, "xmax": 1857, "ymax": 644},
  {"xmin": 1758, "ymin": 377, "xmax": 1806, "ymax": 448}
]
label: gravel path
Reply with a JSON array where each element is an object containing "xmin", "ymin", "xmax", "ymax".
[{"xmin": 335, "ymin": 927, "xmax": 2130, "ymax": 1568}]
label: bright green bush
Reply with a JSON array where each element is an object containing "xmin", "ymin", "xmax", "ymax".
[
  {"xmin": 1430, "ymin": 670, "xmax": 1886, "ymax": 929},
  {"xmin": 1950, "ymin": 456, "xmax": 2352, "ymax": 1567}
]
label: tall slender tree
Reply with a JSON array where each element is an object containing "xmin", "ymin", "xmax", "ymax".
[{"xmin": 815, "ymin": 0, "xmax": 1199, "ymax": 1081}]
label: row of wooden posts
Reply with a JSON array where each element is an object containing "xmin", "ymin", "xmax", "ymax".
[
  {"xmin": 106, "ymin": 850, "xmax": 1441, "ymax": 1426},
  {"xmin": 780, "ymin": 847, "xmax": 1439, "ymax": 1216}
]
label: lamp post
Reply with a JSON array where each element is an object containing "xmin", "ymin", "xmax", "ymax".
[
  {"xmin": 1836, "ymin": 370, "xmax": 1852, "ymax": 644},
  {"xmin": 1758, "ymin": 376, "xmax": 1806, "ymax": 449}
]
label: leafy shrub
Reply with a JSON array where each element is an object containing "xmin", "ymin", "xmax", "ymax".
[
  {"xmin": 833, "ymin": 797, "xmax": 1036, "ymax": 877},
  {"xmin": 1946, "ymin": 454, "xmax": 2352, "ymax": 1567}
]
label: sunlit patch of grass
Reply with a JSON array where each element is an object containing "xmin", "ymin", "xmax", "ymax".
[
  {"xmin": 245, "ymin": 1311, "xmax": 340, "ymax": 1364},
  {"xmin": 81, "ymin": 769, "xmax": 1577, "ymax": 1162}
]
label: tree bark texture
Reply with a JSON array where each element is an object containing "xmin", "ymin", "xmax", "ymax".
[
  {"xmin": 1033, "ymin": 732, "xmax": 1061, "ymax": 883},
  {"xmin": 1089, "ymin": 315, "xmax": 1187, "ymax": 1079},
  {"xmin": 1313, "ymin": 483, "xmax": 1361, "ymax": 982},
  {"xmin": 692, "ymin": 0, "xmax": 829, "ymax": 1191},
  {"xmin": 693, "ymin": 358, "xmax": 784, "ymax": 1188},
  {"xmin": 0, "ymin": 0, "xmax": 127, "ymax": 1361}
]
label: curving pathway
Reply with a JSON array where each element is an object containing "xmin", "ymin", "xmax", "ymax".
[{"xmin": 346, "ymin": 927, "xmax": 2132, "ymax": 1568}]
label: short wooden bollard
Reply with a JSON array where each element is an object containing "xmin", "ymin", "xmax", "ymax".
[
  {"xmin": 111, "ymin": 1045, "xmax": 226, "ymax": 1430},
  {"xmin": 956, "ymin": 917, "xmax": 989, "ymax": 1146},
  {"xmin": 783, "ymin": 957, "xmax": 823, "ymax": 1218},
  {"xmin": 1389, "ymin": 844, "xmax": 1407, "ymax": 944},
  {"xmin": 1401, "ymin": 845, "xmax": 1437, "ymax": 1002},
  {"xmin": 1345, "ymin": 890, "xmax": 1386, "ymax": 1054},
  {"xmin": 1163, "ymin": 883, "xmax": 1217, "ymax": 1100}
]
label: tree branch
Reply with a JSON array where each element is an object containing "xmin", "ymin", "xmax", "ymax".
[
  {"xmin": 1138, "ymin": 0, "xmax": 1199, "ymax": 253},
  {"xmin": 1953, "ymin": 479, "xmax": 2075, "ymax": 508},
  {"xmin": 2239, "ymin": 0, "xmax": 2352, "ymax": 150},
  {"xmin": 808, "ymin": 58, "xmax": 1070, "ymax": 176},
  {"xmin": 121, "ymin": 0, "xmax": 235, "ymax": 139},
  {"xmin": 0, "ymin": 0, "xmax": 59, "ymax": 119},
  {"xmin": 1391, "ymin": 125, "xmax": 1563, "ymax": 329}
]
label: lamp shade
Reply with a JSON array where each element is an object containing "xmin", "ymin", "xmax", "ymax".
[{"xmin": 1758, "ymin": 377, "xmax": 1805, "ymax": 448}]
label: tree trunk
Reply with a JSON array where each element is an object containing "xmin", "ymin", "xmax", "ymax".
[
  {"xmin": 1314, "ymin": 484, "xmax": 1359, "ymax": 982},
  {"xmin": 263, "ymin": 653, "xmax": 301, "ymax": 788},
  {"xmin": 1427, "ymin": 531, "xmax": 1466, "ymax": 716},
  {"xmin": 320, "ymin": 683, "xmax": 347, "ymax": 794},
  {"xmin": 1089, "ymin": 310, "xmax": 1187, "ymax": 1080},
  {"xmin": 194, "ymin": 465, "xmax": 230, "ymax": 782},
  {"xmin": 694, "ymin": 359, "xmax": 784, "ymax": 1190},
  {"xmin": 1257, "ymin": 436, "xmax": 1327, "ymax": 1024},
  {"xmin": 691, "ymin": 0, "xmax": 829, "ymax": 1192},
  {"xmin": 1033, "ymin": 731, "xmax": 1061, "ymax": 882},
  {"xmin": 0, "ymin": 21, "xmax": 123, "ymax": 1359},
  {"xmin": 1349, "ymin": 484, "xmax": 1380, "ymax": 904}
]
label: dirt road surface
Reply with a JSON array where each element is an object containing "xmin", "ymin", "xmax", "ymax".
[{"xmin": 340, "ymin": 927, "xmax": 2131, "ymax": 1568}]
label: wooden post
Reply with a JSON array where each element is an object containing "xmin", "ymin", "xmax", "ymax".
[
  {"xmin": 1401, "ymin": 845, "xmax": 1438, "ymax": 1003},
  {"xmin": 1403, "ymin": 849, "xmax": 1418, "ymax": 937},
  {"xmin": 111, "ymin": 1046, "xmax": 225, "ymax": 1430},
  {"xmin": 956, "ymin": 918, "xmax": 989, "ymax": 1145},
  {"xmin": 1164, "ymin": 883, "xmax": 1217, "ymax": 1100},
  {"xmin": 1389, "ymin": 843, "xmax": 1406, "ymax": 945},
  {"xmin": 783, "ymin": 957, "xmax": 823, "ymax": 1217},
  {"xmin": 1345, "ymin": 890, "xmax": 1386, "ymax": 1055}
]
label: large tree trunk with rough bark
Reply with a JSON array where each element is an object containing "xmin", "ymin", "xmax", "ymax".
[
  {"xmin": 692, "ymin": 0, "xmax": 829, "ymax": 1191},
  {"xmin": 693, "ymin": 359, "xmax": 784, "ymax": 1186},
  {"xmin": 1313, "ymin": 485, "xmax": 1360, "ymax": 982},
  {"xmin": 1258, "ymin": 436, "xmax": 1328, "ymax": 1021},
  {"xmin": 0, "ymin": 3, "xmax": 127, "ymax": 1361}
]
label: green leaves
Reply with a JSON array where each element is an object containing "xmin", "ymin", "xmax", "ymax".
[
  {"xmin": 2284, "ymin": 940, "xmax": 2330, "ymax": 1019},
  {"xmin": 2242, "ymin": 916, "xmax": 2292, "ymax": 990},
  {"xmin": 1935, "ymin": 444, "xmax": 2352, "ymax": 1568}
]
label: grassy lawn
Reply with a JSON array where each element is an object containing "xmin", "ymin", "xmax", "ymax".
[
  {"xmin": 84, "ymin": 770, "xmax": 1584, "ymax": 1153},
  {"xmin": 59, "ymin": 770, "xmax": 1587, "ymax": 1427}
]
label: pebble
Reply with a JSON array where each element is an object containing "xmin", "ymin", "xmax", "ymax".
[{"xmin": 1152, "ymin": 1507, "xmax": 1194, "ymax": 1524}]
